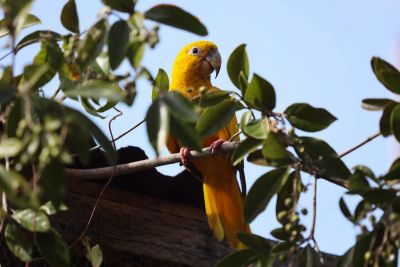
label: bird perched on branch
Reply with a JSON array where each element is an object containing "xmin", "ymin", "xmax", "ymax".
[{"xmin": 167, "ymin": 41, "xmax": 250, "ymax": 249}]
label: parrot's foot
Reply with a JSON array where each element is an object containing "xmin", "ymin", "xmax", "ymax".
[
  {"xmin": 180, "ymin": 147, "xmax": 191, "ymax": 165},
  {"xmin": 210, "ymin": 139, "xmax": 226, "ymax": 154}
]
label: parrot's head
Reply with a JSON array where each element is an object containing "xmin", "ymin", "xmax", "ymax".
[{"xmin": 171, "ymin": 41, "xmax": 221, "ymax": 93}]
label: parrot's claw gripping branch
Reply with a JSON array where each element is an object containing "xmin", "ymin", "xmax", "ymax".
[{"xmin": 65, "ymin": 141, "xmax": 239, "ymax": 180}]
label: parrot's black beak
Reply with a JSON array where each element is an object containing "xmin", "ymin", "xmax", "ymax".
[{"xmin": 205, "ymin": 49, "xmax": 221, "ymax": 78}]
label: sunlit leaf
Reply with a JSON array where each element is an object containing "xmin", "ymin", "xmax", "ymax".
[
  {"xmin": 152, "ymin": 68, "xmax": 169, "ymax": 101},
  {"xmin": 231, "ymin": 137, "xmax": 262, "ymax": 166},
  {"xmin": 5, "ymin": 223, "xmax": 32, "ymax": 262},
  {"xmin": 37, "ymin": 228, "xmax": 70, "ymax": 267},
  {"xmin": 127, "ymin": 40, "xmax": 145, "ymax": 69},
  {"xmin": 61, "ymin": 0, "xmax": 79, "ymax": 33},
  {"xmin": 82, "ymin": 237, "xmax": 103, "ymax": 267},
  {"xmin": 145, "ymin": 4, "xmax": 208, "ymax": 36},
  {"xmin": 285, "ymin": 103, "xmax": 337, "ymax": 132},
  {"xmin": 64, "ymin": 80, "xmax": 124, "ymax": 102},
  {"xmin": 162, "ymin": 91, "xmax": 198, "ymax": 122},
  {"xmin": 0, "ymin": 138, "xmax": 23, "ymax": 159},
  {"xmin": 108, "ymin": 20, "xmax": 130, "ymax": 70},
  {"xmin": 0, "ymin": 14, "xmax": 40, "ymax": 38},
  {"xmin": 12, "ymin": 209, "xmax": 50, "ymax": 232},
  {"xmin": 244, "ymin": 167, "xmax": 289, "ymax": 223},
  {"xmin": 243, "ymin": 118, "xmax": 269, "ymax": 139},
  {"xmin": 15, "ymin": 30, "xmax": 62, "ymax": 54},
  {"xmin": 192, "ymin": 90, "xmax": 230, "ymax": 108},
  {"xmin": 244, "ymin": 74, "xmax": 276, "ymax": 112},
  {"xmin": 362, "ymin": 98, "xmax": 396, "ymax": 111},
  {"xmin": 227, "ymin": 44, "xmax": 249, "ymax": 91}
]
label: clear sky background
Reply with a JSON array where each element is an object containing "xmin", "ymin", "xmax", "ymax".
[{"xmin": 8, "ymin": 0, "xmax": 400, "ymax": 256}]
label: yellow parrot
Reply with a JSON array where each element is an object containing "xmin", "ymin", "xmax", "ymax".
[{"xmin": 167, "ymin": 41, "xmax": 250, "ymax": 249}]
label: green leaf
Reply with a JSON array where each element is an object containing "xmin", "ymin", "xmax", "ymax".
[
  {"xmin": 348, "ymin": 171, "xmax": 370, "ymax": 192},
  {"xmin": 82, "ymin": 237, "xmax": 103, "ymax": 267},
  {"xmin": 66, "ymin": 107, "xmax": 116, "ymax": 165},
  {"xmin": 353, "ymin": 232, "xmax": 373, "ymax": 267},
  {"xmin": 64, "ymin": 80, "xmax": 124, "ymax": 102},
  {"xmin": 0, "ymin": 14, "xmax": 41, "ymax": 38},
  {"xmin": 362, "ymin": 98, "xmax": 396, "ymax": 111},
  {"xmin": 243, "ymin": 118, "xmax": 269, "ymax": 139},
  {"xmin": 216, "ymin": 249, "xmax": 261, "ymax": 267},
  {"xmin": 390, "ymin": 104, "xmax": 400, "ymax": 142},
  {"xmin": 262, "ymin": 132, "xmax": 294, "ymax": 166},
  {"xmin": 40, "ymin": 160, "xmax": 66, "ymax": 209},
  {"xmin": 353, "ymin": 200, "xmax": 371, "ymax": 223},
  {"xmin": 108, "ymin": 20, "xmax": 130, "ymax": 70},
  {"xmin": 162, "ymin": 91, "xmax": 198, "ymax": 122},
  {"xmin": 353, "ymin": 165, "xmax": 377, "ymax": 183},
  {"xmin": 296, "ymin": 136, "xmax": 351, "ymax": 180},
  {"xmin": 170, "ymin": 114, "xmax": 201, "ymax": 151},
  {"xmin": 227, "ymin": 44, "xmax": 249, "ymax": 91},
  {"xmin": 145, "ymin": 4, "xmax": 208, "ymax": 36},
  {"xmin": 196, "ymin": 99, "xmax": 241, "ymax": 138},
  {"xmin": 61, "ymin": 0, "xmax": 79, "ymax": 33},
  {"xmin": 339, "ymin": 197, "xmax": 353, "ymax": 221},
  {"xmin": 37, "ymin": 228, "xmax": 70, "ymax": 267},
  {"xmin": 299, "ymin": 245, "xmax": 318, "ymax": 267},
  {"xmin": 337, "ymin": 246, "xmax": 354, "ymax": 267},
  {"xmin": 361, "ymin": 189, "xmax": 396, "ymax": 205},
  {"xmin": 0, "ymin": 81, "xmax": 15, "ymax": 105},
  {"xmin": 5, "ymin": 223, "xmax": 32, "ymax": 262},
  {"xmin": 270, "ymin": 227, "xmax": 290, "ymax": 241},
  {"xmin": 382, "ymin": 158, "xmax": 400, "ymax": 180},
  {"xmin": 77, "ymin": 19, "xmax": 107, "ymax": 70},
  {"xmin": 244, "ymin": 74, "xmax": 276, "ymax": 111},
  {"xmin": 0, "ymin": 167, "xmax": 38, "ymax": 208},
  {"xmin": 236, "ymin": 232, "xmax": 271, "ymax": 251},
  {"xmin": 127, "ymin": 40, "xmax": 145, "ymax": 69},
  {"xmin": 152, "ymin": 68, "xmax": 169, "ymax": 101},
  {"xmin": 231, "ymin": 137, "xmax": 262, "ymax": 166},
  {"xmin": 15, "ymin": 30, "xmax": 62, "ymax": 54},
  {"xmin": 146, "ymin": 99, "xmax": 169, "ymax": 155},
  {"xmin": 285, "ymin": 103, "xmax": 337, "ymax": 132},
  {"xmin": 371, "ymin": 57, "xmax": 400, "ymax": 94},
  {"xmin": 244, "ymin": 167, "xmax": 289, "ymax": 223},
  {"xmin": 192, "ymin": 90, "xmax": 230, "ymax": 108},
  {"xmin": 101, "ymin": 0, "xmax": 135, "ymax": 13},
  {"xmin": 12, "ymin": 209, "xmax": 50, "ymax": 232},
  {"xmin": 0, "ymin": 138, "xmax": 23, "ymax": 159},
  {"xmin": 380, "ymin": 102, "xmax": 396, "ymax": 136}
]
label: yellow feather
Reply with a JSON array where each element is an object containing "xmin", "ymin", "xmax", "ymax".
[{"xmin": 167, "ymin": 41, "xmax": 251, "ymax": 250}]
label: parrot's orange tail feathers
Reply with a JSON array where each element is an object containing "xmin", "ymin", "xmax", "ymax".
[{"xmin": 203, "ymin": 173, "xmax": 250, "ymax": 250}]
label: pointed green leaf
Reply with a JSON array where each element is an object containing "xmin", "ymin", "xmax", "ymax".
[
  {"xmin": 236, "ymin": 232, "xmax": 271, "ymax": 251},
  {"xmin": 390, "ymin": 104, "xmax": 400, "ymax": 142},
  {"xmin": 353, "ymin": 232, "xmax": 373, "ymax": 267},
  {"xmin": 61, "ymin": 0, "xmax": 79, "ymax": 33},
  {"xmin": 244, "ymin": 74, "xmax": 276, "ymax": 111},
  {"xmin": 5, "ymin": 223, "xmax": 32, "ymax": 262},
  {"xmin": 127, "ymin": 40, "xmax": 145, "ymax": 69},
  {"xmin": 339, "ymin": 197, "xmax": 353, "ymax": 221},
  {"xmin": 299, "ymin": 245, "xmax": 318, "ymax": 267},
  {"xmin": 227, "ymin": 44, "xmax": 249, "ymax": 91},
  {"xmin": 196, "ymin": 99, "xmax": 241, "ymax": 138},
  {"xmin": 285, "ymin": 103, "xmax": 337, "ymax": 132},
  {"xmin": 362, "ymin": 98, "xmax": 396, "ymax": 111},
  {"xmin": 152, "ymin": 68, "xmax": 169, "ymax": 101},
  {"xmin": 0, "ymin": 14, "xmax": 41, "ymax": 38},
  {"xmin": 270, "ymin": 227, "xmax": 290, "ymax": 241},
  {"xmin": 146, "ymin": 99, "xmax": 169, "ymax": 155},
  {"xmin": 15, "ymin": 30, "xmax": 62, "ymax": 54},
  {"xmin": 192, "ymin": 90, "xmax": 230, "ymax": 108},
  {"xmin": 37, "ymin": 228, "xmax": 70, "ymax": 267},
  {"xmin": 12, "ymin": 209, "xmax": 50, "ymax": 232},
  {"xmin": 40, "ymin": 160, "xmax": 66, "ymax": 209},
  {"xmin": 102, "ymin": 0, "xmax": 135, "ymax": 13},
  {"xmin": 231, "ymin": 137, "xmax": 262, "ymax": 166},
  {"xmin": 243, "ymin": 118, "xmax": 269, "ymax": 139},
  {"xmin": 216, "ymin": 249, "xmax": 261, "ymax": 267},
  {"xmin": 262, "ymin": 132, "xmax": 294, "ymax": 166},
  {"xmin": 348, "ymin": 171, "xmax": 370, "ymax": 192},
  {"xmin": 162, "ymin": 91, "xmax": 198, "ymax": 122},
  {"xmin": 64, "ymin": 80, "xmax": 124, "ymax": 102},
  {"xmin": 108, "ymin": 20, "xmax": 130, "ymax": 70},
  {"xmin": 170, "ymin": 114, "xmax": 201, "ymax": 151},
  {"xmin": 371, "ymin": 57, "xmax": 400, "ymax": 94},
  {"xmin": 145, "ymin": 4, "xmax": 207, "ymax": 36},
  {"xmin": 244, "ymin": 167, "xmax": 289, "ymax": 223},
  {"xmin": 82, "ymin": 237, "xmax": 103, "ymax": 267}
]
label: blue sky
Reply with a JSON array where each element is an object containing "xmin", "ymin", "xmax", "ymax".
[{"xmin": 8, "ymin": 0, "xmax": 400, "ymax": 256}]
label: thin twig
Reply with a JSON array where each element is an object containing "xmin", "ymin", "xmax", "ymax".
[
  {"xmin": 89, "ymin": 118, "xmax": 146, "ymax": 151},
  {"xmin": 68, "ymin": 108, "xmax": 122, "ymax": 249},
  {"xmin": 339, "ymin": 131, "xmax": 381, "ymax": 158},
  {"xmin": 308, "ymin": 174, "xmax": 318, "ymax": 241}
]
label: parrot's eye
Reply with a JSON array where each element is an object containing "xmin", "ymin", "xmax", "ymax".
[{"xmin": 189, "ymin": 47, "xmax": 200, "ymax": 56}]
